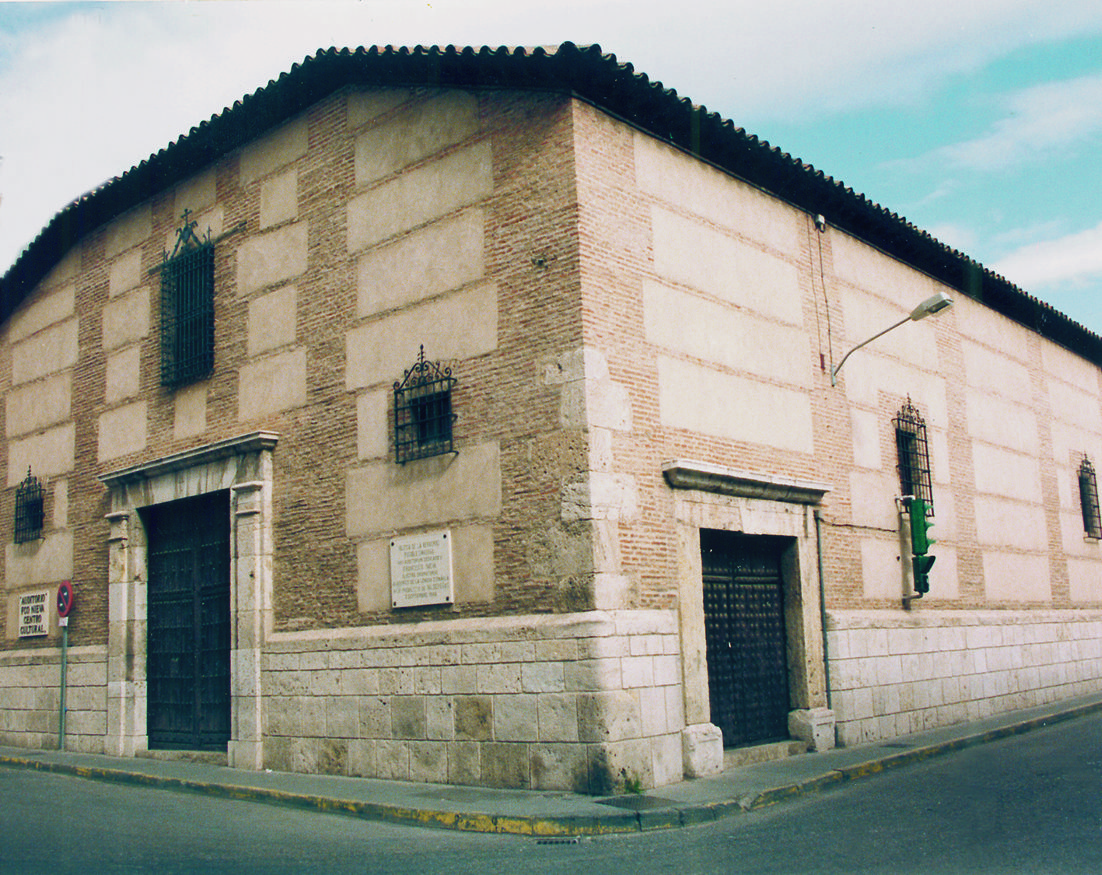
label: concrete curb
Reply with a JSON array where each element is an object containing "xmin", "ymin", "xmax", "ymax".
[{"xmin": 4, "ymin": 697, "xmax": 1102, "ymax": 835}]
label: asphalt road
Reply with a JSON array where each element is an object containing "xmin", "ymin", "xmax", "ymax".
[{"xmin": 2, "ymin": 710, "xmax": 1101, "ymax": 874}]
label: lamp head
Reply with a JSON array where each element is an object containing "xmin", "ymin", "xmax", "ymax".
[{"xmin": 909, "ymin": 292, "xmax": 953, "ymax": 321}]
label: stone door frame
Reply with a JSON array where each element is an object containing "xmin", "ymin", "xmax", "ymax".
[
  {"xmin": 663, "ymin": 460, "xmax": 833, "ymax": 777},
  {"xmin": 100, "ymin": 431, "xmax": 277, "ymax": 769}
]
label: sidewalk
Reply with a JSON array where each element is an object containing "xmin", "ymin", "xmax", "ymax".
[{"xmin": 4, "ymin": 692, "xmax": 1102, "ymax": 836}]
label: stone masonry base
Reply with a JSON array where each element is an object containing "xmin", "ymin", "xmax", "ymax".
[
  {"xmin": 262, "ymin": 610, "xmax": 685, "ymax": 794},
  {"xmin": 827, "ymin": 610, "xmax": 1102, "ymax": 746}
]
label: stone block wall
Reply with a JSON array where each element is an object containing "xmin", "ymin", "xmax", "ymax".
[
  {"xmin": 828, "ymin": 610, "xmax": 1102, "ymax": 746},
  {"xmin": 261, "ymin": 610, "xmax": 684, "ymax": 792},
  {"xmin": 0, "ymin": 645, "xmax": 106, "ymax": 752}
]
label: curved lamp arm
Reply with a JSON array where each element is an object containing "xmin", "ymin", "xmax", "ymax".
[{"xmin": 830, "ymin": 292, "xmax": 953, "ymax": 387}]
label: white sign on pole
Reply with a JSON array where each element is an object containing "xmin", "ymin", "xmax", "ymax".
[
  {"xmin": 390, "ymin": 530, "xmax": 454, "ymax": 608},
  {"xmin": 18, "ymin": 590, "xmax": 49, "ymax": 637}
]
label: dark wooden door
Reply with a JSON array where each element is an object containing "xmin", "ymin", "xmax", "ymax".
[
  {"xmin": 701, "ymin": 530, "xmax": 790, "ymax": 747},
  {"xmin": 144, "ymin": 491, "xmax": 231, "ymax": 750}
]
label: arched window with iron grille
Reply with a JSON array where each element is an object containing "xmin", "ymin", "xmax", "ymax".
[
  {"xmin": 1080, "ymin": 457, "xmax": 1101, "ymax": 540},
  {"xmin": 14, "ymin": 468, "xmax": 44, "ymax": 544},
  {"xmin": 894, "ymin": 399, "xmax": 934, "ymax": 515}
]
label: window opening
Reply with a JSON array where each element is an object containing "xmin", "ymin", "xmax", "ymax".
[
  {"xmin": 394, "ymin": 346, "xmax": 457, "ymax": 464},
  {"xmin": 1080, "ymin": 457, "xmax": 1102, "ymax": 540},
  {"xmin": 894, "ymin": 398, "xmax": 933, "ymax": 515},
  {"xmin": 161, "ymin": 210, "xmax": 215, "ymax": 387},
  {"xmin": 14, "ymin": 468, "xmax": 44, "ymax": 543}
]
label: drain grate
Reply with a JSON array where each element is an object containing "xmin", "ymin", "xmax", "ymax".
[{"xmin": 535, "ymin": 837, "xmax": 581, "ymax": 845}]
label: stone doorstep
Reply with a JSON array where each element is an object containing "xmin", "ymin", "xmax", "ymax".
[
  {"xmin": 136, "ymin": 749, "xmax": 229, "ymax": 767},
  {"xmin": 722, "ymin": 739, "xmax": 808, "ymax": 770}
]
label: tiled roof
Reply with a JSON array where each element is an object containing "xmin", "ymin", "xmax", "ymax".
[{"xmin": 3, "ymin": 42, "xmax": 1100, "ymax": 363}]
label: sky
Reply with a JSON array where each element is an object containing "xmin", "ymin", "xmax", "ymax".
[{"xmin": 2, "ymin": 0, "xmax": 1102, "ymax": 334}]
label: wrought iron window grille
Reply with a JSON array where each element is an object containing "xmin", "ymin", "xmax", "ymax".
[
  {"xmin": 160, "ymin": 210, "xmax": 215, "ymax": 387},
  {"xmin": 394, "ymin": 346, "xmax": 457, "ymax": 464},
  {"xmin": 14, "ymin": 468, "xmax": 44, "ymax": 544},
  {"xmin": 1080, "ymin": 457, "xmax": 1102, "ymax": 540},
  {"xmin": 894, "ymin": 398, "xmax": 934, "ymax": 516}
]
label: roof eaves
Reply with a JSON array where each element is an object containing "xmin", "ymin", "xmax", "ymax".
[{"xmin": 3, "ymin": 42, "xmax": 1100, "ymax": 366}]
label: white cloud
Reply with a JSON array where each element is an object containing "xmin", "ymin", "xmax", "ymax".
[
  {"xmin": 939, "ymin": 74, "xmax": 1102, "ymax": 171},
  {"xmin": 994, "ymin": 219, "xmax": 1102, "ymax": 288}
]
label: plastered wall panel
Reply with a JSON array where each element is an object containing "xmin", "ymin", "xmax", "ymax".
[
  {"xmin": 643, "ymin": 281, "xmax": 809, "ymax": 385},
  {"xmin": 650, "ymin": 208, "xmax": 802, "ymax": 325},
  {"xmin": 248, "ymin": 286, "xmax": 297, "ymax": 356},
  {"xmin": 634, "ymin": 133, "xmax": 797, "ymax": 253},
  {"xmin": 239, "ymin": 117, "xmax": 308, "ymax": 184},
  {"xmin": 354, "ymin": 91, "xmax": 480, "ymax": 184},
  {"xmin": 1050, "ymin": 421, "xmax": 1099, "ymax": 470},
  {"xmin": 346, "ymin": 441, "xmax": 502, "ymax": 536},
  {"xmin": 39, "ymin": 248, "xmax": 80, "ymax": 289},
  {"xmin": 656, "ymin": 356, "xmax": 814, "ymax": 453},
  {"xmin": 849, "ymin": 470, "xmax": 898, "ymax": 530},
  {"xmin": 236, "ymin": 222, "xmax": 309, "ymax": 296},
  {"xmin": 238, "ymin": 349, "xmax": 308, "ymax": 421},
  {"xmin": 356, "ymin": 210, "xmax": 484, "ymax": 317},
  {"xmin": 347, "ymin": 89, "xmax": 413, "ymax": 129},
  {"xmin": 97, "ymin": 402, "xmax": 147, "ymax": 463},
  {"xmin": 962, "ymin": 341, "xmax": 1032, "ymax": 400},
  {"xmin": 843, "ymin": 360, "xmax": 948, "ymax": 427},
  {"xmin": 974, "ymin": 497, "xmax": 1047, "ymax": 551},
  {"xmin": 832, "ymin": 232, "xmax": 941, "ymax": 302},
  {"xmin": 924, "ymin": 546, "xmax": 959, "ymax": 600},
  {"xmin": 983, "ymin": 552, "xmax": 1051, "ymax": 602},
  {"xmin": 347, "ymin": 141, "xmax": 493, "ymax": 252},
  {"xmin": 174, "ymin": 384, "xmax": 207, "ymax": 440},
  {"xmin": 1068, "ymin": 558, "xmax": 1102, "ymax": 603},
  {"xmin": 104, "ymin": 204, "xmax": 151, "ymax": 259},
  {"xmin": 260, "ymin": 170, "xmax": 298, "ymax": 230},
  {"xmin": 105, "ymin": 347, "xmax": 141, "ymax": 406},
  {"xmin": 174, "ymin": 169, "xmax": 217, "ymax": 217},
  {"xmin": 6, "ymin": 373, "xmax": 70, "ymax": 438},
  {"xmin": 1043, "ymin": 340, "xmax": 1100, "ymax": 395},
  {"xmin": 1062, "ymin": 510, "xmax": 1100, "ymax": 556},
  {"xmin": 861, "ymin": 538, "xmax": 905, "ymax": 599},
  {"xmin": 7, "ymin": 424, "xmax": 75, "ymax": 486},
  {"xmin": 8, "ymin": 286, "xmax": 75, "ymax": 343},
  {"xmin": 101, "ymin": 289, "xmax": 150, "ymax": 351},
  {"xmin": 356, "ymin": 389, "xmax": 390, "ymax": 460},
  {"xmin": 850, "ymin": 409, "xmax": 883, "ymax": 470},
  {"xmin": 965, "ymin": 390, "xmax": 1039, "ymax": 455},
  {"xmin": 839, "ymin": 287, "xmax": 941, "ymax": 374},
  {"xmin": 5, "ymin": 533, "xmax": 73, "ymax": 586},
  {"xmin": 1049, "ymin": 380, "xmax": 1102, "ymax": 432},
  {"xmin": 345, "ymin": 283, "xmax": 497, "ymax": 390},
  {"xmin": 957, "ymin": 302, "xmax": 1032, "ymax": 363},
  {"xmin": 108, "ymin": 251, "xmax": 143, "ymax": 298},
  {"xmin": 356, "ymin": 523, "xmax": 494, "ymax": 612},
  {"xmin": 973, "ymin": 444, "xmax": 1043, "ymax": 503},
  {"xmin": 12, "ymin": 319, "xmax": 78, "ymax": 385}
]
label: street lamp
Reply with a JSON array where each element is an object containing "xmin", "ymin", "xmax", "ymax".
[{"xmin": 830, "ymin": 292, "xmax": 953, "ymax": 386}]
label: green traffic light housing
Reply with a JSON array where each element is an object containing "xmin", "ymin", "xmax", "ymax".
[
  {"xmin": 908, "ymin": 498, "xmax": 936, "ymax": 595},
  {"xmin": 909, "ymin": 498, "xmax": 934, "ymax": 554}
]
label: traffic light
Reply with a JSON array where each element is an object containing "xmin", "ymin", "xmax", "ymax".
[
  {"xmin": 908, "ymin": 498, "xmax": 935, "ymax": 594},
  {"xmin": 912, "ymin": 554, "xmax": 935, "ymax": 594}
]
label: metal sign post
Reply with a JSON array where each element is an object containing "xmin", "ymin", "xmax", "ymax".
[{"xmin": 56, "ymin": 582, "xmax": 74, "ymax": 751}]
